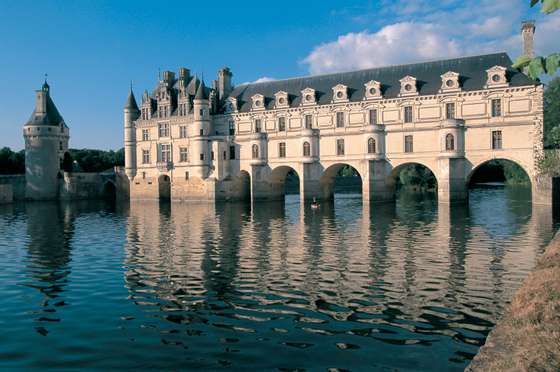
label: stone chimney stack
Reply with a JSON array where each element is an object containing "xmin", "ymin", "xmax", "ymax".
[
  {"xmin": 218, "ymin": 67, "xmax": 233, "ymax": 100},
  {"xmin": 521, "ymin": 20, "xmax": 536, "ymax": 59}
]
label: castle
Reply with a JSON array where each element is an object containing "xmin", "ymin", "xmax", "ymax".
[{"xmin": 124, "ymin": 22, "xmax": 552, "ymax": 205}]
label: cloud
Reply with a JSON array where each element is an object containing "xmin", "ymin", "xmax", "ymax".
[
  {"xmin": 302, "ymin": 0, "xmax": 558, "ymax": 75},
  {"xmin": 302, "ymin": 23, "xmax": 462, "ymax": 75},
  {"xmin": 240, "ymin": 76, "xmax": 276, "ymax": 85}
]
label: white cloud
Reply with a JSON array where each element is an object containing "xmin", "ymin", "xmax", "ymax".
[
  {"xmin": 240, "ymin": 76, "xmax": 276, "ymax": 85},
  {"xmin": 303, "ymin": 0, "xmax": 558, "ymax": 75}
]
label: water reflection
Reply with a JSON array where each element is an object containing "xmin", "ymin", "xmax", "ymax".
[{"xmin": 0, "ymin": 189, "xmax": 556, "ymax": 370}]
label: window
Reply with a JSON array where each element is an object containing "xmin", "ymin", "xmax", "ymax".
[
  {"xmin": 229, "ymin": 121, "xmax": 235, "ymax": 135},
  {"xmin": 303, "ymin": 141, "xmax": 311, "ymax": 157},
  {"xmin": 336, "ymin": 112, "xmax": 345, "ymax": 128},
  {"xmin": 491, "ymin": 99, "xmax": 502, "ymax": 117},
  {"xmin": 252, "ymin": 144, "xmax": 259, "ymax": 159},
  {"xmin": 180, "ymin": 147, "xmax": 188, "ymax": 162},
  {"xmin": 223, "ymin": 151, "xmax": 227, "ymax": 160},
  {"xmin": 254, "ymin": 119, "xmax": 262, "ymax": 133},
  {"xmin": 142, "ymin": 129, "xmax": 150, "ymax": 141},
  {"xmin": 404, "ymin": 135, "xmax": 413, "ymax": 153},
  {"xmin": 369, "ymin": 109, "xmax": 377, "ymax": 125},
  {"xmin": 142, "ymin": 150, "xmax": 150, "ymax": 164},
  {"xmin": 199, "ymin": 153, "xmax": 204, "ymax": 161},
  {"xmin": 199, "ymin": 129, "xmax": 204, "ymax": 136},
  {"xmin": 211, "ymin": 151, "xmax": 215, "ymax": 161},
  {"xmin": 199, "ymin": 109, "xmax": 204, "ymax": 117},
  {"xmin": 179, "ymin": 126, "xmax": 187, "ymax": 138},
  {"xmin": 185, "ymin": 172, "xmax": 189, "ymax": 180},
  {"xmin": 404, "ymin": 106, "xmax": 413, "ymax": 123},
  {"xmin": 59, "ymin": 141, "xmax": 63, "ymax": 151},
  {"xmin": 278, "ymin": 142, "xmax": 286, "ymax": 158},
  {"xmin": 160, "ymin": 144, "xmax": 171, "ymax": 162},
  {"xmin": 229, "ymin": 145, "xmax": 236, "ymax": 160},
  {"xmin": 158, "ymin": 123, "xmax": 170, "ymax": 137},
  {"xmin": 445, "ymin": 103, "xmax": 455, "ymax": 119},
  {"xmin": 492, "ymin": 130, "xmax": 502, "ymax": 149},
  {"xmin": 336, "ymin": 139, "xmax": 345, "ymax": 155},
  {"xmin": 142, "ymin": 172, "xmax": 146, "ymax": 179},
  {"xmin": 367, "ymin": 138, "xmax": 376, "ymax": 154},
  {"xmin": 305, "ymin": 115, "xmax": 313, "ymax": 129},
  {"xmin": 445, "ymin": 134, "xmax": 455, "ymax": 151},
  {"xmin": 278, "ymin": 117, "xmax": 286, "ymax": 131}
]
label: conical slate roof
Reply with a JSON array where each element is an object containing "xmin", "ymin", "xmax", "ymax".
[
  {"xmin": 124, "ymin": 88, "xmax": 139, "ymax": 111},
  {"xmin": 25, "ymin": 86, "xmax": 65, "ymax": 127},
  {"xmin": 195, "ymin": 78, "xmax": 207, "ymax": 100}
]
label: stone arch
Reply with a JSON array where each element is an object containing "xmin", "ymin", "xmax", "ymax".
[
  {"xmin": 388, "ymin": 162, "xmax": 439, "ymax": 196},
  {"xmin": 467, "ymin": 158, "xmax": 532, "ymax": 188},
  {"xmin": 158, "ymin": 174, "xmax": 171, "ymax": 200},
  {"xmin": 269, "ymin": 165, "xmax": 300, "ymax": 201},
  {"xmin": 101, "ymin": 180, "xmax": 116, "ymax": 200},
  {"xmin": 234, "ymin": 170, "xmax": 251, "ymax": 201},
  {"xmin": 319, "ymin": 163, "xmax": 363, "ymax": 200}
]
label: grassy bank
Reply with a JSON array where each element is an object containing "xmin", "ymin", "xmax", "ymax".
[{"xmin": 467, "ymin": 232, "xmax": 560, "ymax": 372}]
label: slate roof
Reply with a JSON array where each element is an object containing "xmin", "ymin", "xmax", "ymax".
[
  {"xmin": 25, "ymin": 91, "xmax": 65, "ymax": 127},
  {"xmin": 124, "ymin": 89, "xmax": 139, "ymax": 111},
  {"xmin": 229, "ymin": 53, "xmax": 536, "ymax": 113}
]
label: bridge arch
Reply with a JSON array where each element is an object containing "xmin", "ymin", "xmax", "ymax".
[
  {"xmin": 269, "ymin": 165, "xmax": 300, "ymax": 201},
  {"xmin": 467, "ymin": 158, "xmax": 532, "ymax": 188},
  {"xmin": 101, "ymin": 180, "xmax": 116, "ymax": 200},
  {"xmin": 158, "ymin": 174, "xmax": 171, "ymax": 200},
  {"xmin": 319, "ymin": 163, "xmax": 363, "ymax": 200},
  {"xmin": 388, "ymin": 162, "xmax": 439, "ymax": 197}
]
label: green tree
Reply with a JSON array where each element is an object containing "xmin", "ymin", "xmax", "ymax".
[
  {"xmin": 0, "ymin": 147, "xmax": 25, "ymax": 174},
  {"xmin": 513, "ymin": 1, "xmax": 560, "ymax": 78},
  {"xmin": 544, "ymin": 77, "xmax": 560, "ymax": 147}
]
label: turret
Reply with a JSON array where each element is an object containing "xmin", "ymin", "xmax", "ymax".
[
  {"xmin": 124, "ymin": 86, "xmax": 140, "ymax": 180},
  {"xmin": 190, "ymin": 79, "xmax": 211, "ymax": 178},
  {"xmin": 23, "ymin": 79, "xmax": 69, "ymax": 200}
]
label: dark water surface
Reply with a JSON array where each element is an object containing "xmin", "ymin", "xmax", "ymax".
[{"xmin": 0, "ymin": 188, "xmax": 557, "ymax": 371}]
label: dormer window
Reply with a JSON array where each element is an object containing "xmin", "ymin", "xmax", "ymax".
[
  {"xmin": 332, "ymin": 84, "xmax": 348, "ymax": 102},
  {"xmin": 440, "ymin": 71, "xmax": 460, "ymax": 93},
  {"xmin": 274, "ymin": 91, "xmax": 289, "ymax": 109},
  {"xmin": 301, "ymin": 87, "xmax": 316, "ymax": 106},
  {"xmin": 364, "ymin": 80, "xmax": 382, "ymax": 100},
  {"xmin": 399, "ymin": 76, "xmax": 418, "ymax": 96},
  {"xmin": 486, "ymin": 66, "xmax": 508, "ymax": 88},
  {"xmin": 251, "ymin": 94, "xmax": 265, "ymax": 110}
]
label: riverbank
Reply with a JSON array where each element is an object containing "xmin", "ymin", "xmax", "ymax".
[{"xmin": 467, "ymin": 231, "xmax": 560, "ymax": 371}]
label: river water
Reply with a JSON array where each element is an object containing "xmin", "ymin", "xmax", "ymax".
[{"xmin": 0, "ymin": 188, "xmax": 557, "ymax": 371}]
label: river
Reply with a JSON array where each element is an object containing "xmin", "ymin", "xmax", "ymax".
[{"xmin": 0, "ymin": 187, "xmax": 557, "ymax": 370}]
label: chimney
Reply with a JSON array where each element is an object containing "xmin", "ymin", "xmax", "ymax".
[
  {"xmin": 162, "ymin": 70, "xmax": 175, "ymax": 82},
  {"xmin": 521, "ymin": 20, "xmax": 536, "ymax": 59},
  {"xmin": 179, "ymin": 67, "xmax": 190, "ymax": 80},
  {"xmin": 218, "ymin": 67, "xmax": 233, "ymax": 100}
]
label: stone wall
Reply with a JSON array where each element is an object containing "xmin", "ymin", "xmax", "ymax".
[{"xmin": 0, "ymin": 175, "xmax": 25, "ymax": 203}]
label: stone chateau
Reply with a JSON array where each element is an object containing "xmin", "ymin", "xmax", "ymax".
[{"xmin": 124, "ymin": 22, "xmax": 550, "ymax": 204}]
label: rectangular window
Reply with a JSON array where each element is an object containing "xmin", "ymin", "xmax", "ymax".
[
  {"xmin": 211, "ymin": 151, "xmax": 215, "ymax": 161},
  {"xmin": 160, "ymin": 144, "xmax": 171, "ymax": 162},
  {"xmin": 142, "ymin": 150, "xmax": 150, "ymax": 164},
  {"xmin": 404, "ymin": 106, "xmax": 413, "ymax": 123},
  {"xmin": 278, "ymin": 117, "xmax": 286, "ymax": 132},
  {"xmin": 336, "ymin": 139, "xmax": 345, "ymax": 155},
  {"xmin": 369, "ymin": 109, "xmax": 377, "ymax": 125},
  {"xmin": 223, "ymin": 151, "xmax": 227, "ymax": 160},
  {"xmin": 200, "ymin": 129, "xmax": 204, "ymax": 136},
  {"xmin": 254, "ymin": 119, "xmax": 262, "ymax": 133},
  {"xmin": 278, "ymin": 142, "xmax": 286, "ymax": 158},
  {"xmin": 445, "ymin": 103, "xmax": 455, "ymax": 119},
  {"xmin": 404, "ymin": 135, "xmax": 413, "ymax": 153},
  {"xmin": 179, "ymin": 147, "xmax": 188, "ymax": 162},
  {"xmin": 229, "ymin": 145, "xmax": 236, "ymax": 160},
  {"xmin": 229, "ymin": 121, "xmax": 235, "ymax": 135},
  {"xmin": 185, "ymin": 171, "xmax": 189, "ymax": 180},
  {"xmin": 305, "ymin": 114, "xmax": 313, "ymax": 129},
  {"xmin": 492, "ymin": 130, "xmax": 502, "ymax": 149},
  {"xmin": 179, "ymin": 126, "xmax": 187, "ymax": 138},
  {"xmin": 142, "ymin": 172, "xmax": 146, "ymax": 179},
  {"xmin": 158, "ymin": 123, "xmax": 170, "ymax": 137},
  {"xmin": 491, "ymin": 99, "xmax": 502, "ymax": 117},
  {"xmin": 336, "ymin": 112, "xmax": 345, "ymax": 128},
  {"xmin": 142, "ymin": 129, "xmax": 150, "ymax": 141},
  {"xmin": 199, "ymin": 153, "xmax": 204, "ymax": 161}
]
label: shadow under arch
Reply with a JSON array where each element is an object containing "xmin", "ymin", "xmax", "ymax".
[
  {"xmin": 467, "ymin": 158, "xmax": 531, "ymax": 189},
  {"xmin": 232, "ymin": 170, "xmax": 251, "ymax": 202},
  {"xmin": 319, "ymin": 163, "xmax": 362, "ymax": 200},
  {"xmin": 158, "ymin": 174, "xmax": 171, "ymax": 201},
  {"xmin": 269, "ymin": 165, "xmax": 300, "ymax": 201},
  {"xmin": 388, "ymin": 162, "xmax": 438, "ymax": 199},
  {"xmin": 101, "ymin": 180, "xmax": 116, "ymax": 200}
]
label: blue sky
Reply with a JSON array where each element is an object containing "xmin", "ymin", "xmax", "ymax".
[{"xmin": 0, "ymin": 0, "xmax": 557, "ymax": 150}]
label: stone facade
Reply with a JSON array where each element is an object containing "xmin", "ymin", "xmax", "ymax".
[{"xmin": 125, "ymin": 51, "xmax": 549, "ymax": 204}]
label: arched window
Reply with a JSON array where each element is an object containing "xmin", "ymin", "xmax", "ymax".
[
  {"xmin": 445, "ymin": 133, "xmax": 455, "ymax": 151},
  {"xmin": 303, "ymin": 141, "xmax": 311, "ymax": 157},
  {"xmin": 252, "ymin": 144, "xmax": 259, "ymax": 159},
  {"xmin": 367, "ymin": 138, "xmax": 376, "ymax": 154}
]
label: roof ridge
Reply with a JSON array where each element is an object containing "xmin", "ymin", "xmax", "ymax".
[{"xmin": 238, "ymin": 52, "xmax": 510, "ymax": 87}]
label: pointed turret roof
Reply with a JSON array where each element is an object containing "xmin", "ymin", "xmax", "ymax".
[
  {"xmin": 195, "ymin": 78, "xmax": 207, "ymax": 100},
  {"xmin": 25, "ymin": 81, "xmax": 65, "ymax": 127},
  {"xmin": 124, "ymin": 87, "xmax": 139, "ymax": 111}
]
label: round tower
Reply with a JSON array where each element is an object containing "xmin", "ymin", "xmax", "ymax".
[
  {"xmin": 190, "ymin": 79, "xmax": 211, "ymax": 178},
  {"xmin": 124, "ymin": 87, "xmax": 140, "ymax": 180},
  {"xmin": 23, "ymin": 80, "xmax": 69, "ymax": 200}
]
